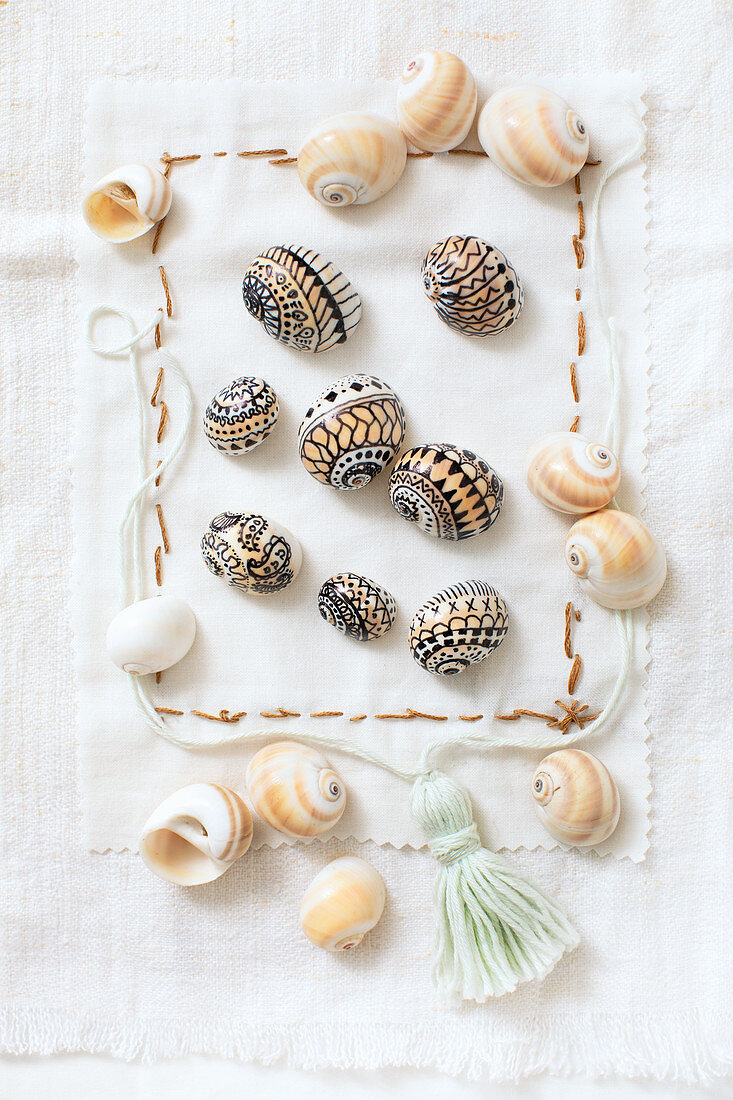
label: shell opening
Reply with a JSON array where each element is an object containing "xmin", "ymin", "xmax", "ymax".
[
  {"xmin": 319, "ymin": 770, "xmax": 343, "ymax": 802},
  {"xmin": 402, "ymin": 56, "xmax": 424, "ymax": 81},
  {"xmin": 141, "ymin": 827, "xmax": 220, "ymax": 886},
  {"xmin": 532, "ymin": 772, "xmax": 555, "ymax": 805},
  {"xmin": 335, "ymin": 934, "xmax": 364, "ymax": 951},
  {"xmin": 566, "ymin": 110, "xmax": 586, "ymax": 141},
  {"xmin": 84, "ymin": 188, "xmax": 148, "ymax": 242}
]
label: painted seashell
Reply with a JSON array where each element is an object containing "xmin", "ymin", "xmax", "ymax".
[
  {"xmin": 242, "ymin": 246, "xmax": 361, "ymax": 354},
  {"xmin": 82, "ymin": 164, "xmax": 172, "ymax": 242},
  {"xmin": 106, "ymin": 595, "xmax": 196, "ymax": 675},
  {"xmin": 421, "ymin": 236, "xmax": 523, "ymax": 337},
  {"xmin": 565, "ymin": 509, "xmax": 667, "ymax": 610},
  {"xmin": 203, "ymin": 376, "xmax": 279, "ymax": 455},
  {"xmin": 532, "ymin": 749, "xmax": 620, "ymax": 847},
  {"xmin": 318, "ymin": 573, "xmax": 396, "ymax": 642},
  {"xmin": 201, "ymin": 512, "xmax": 302, "ymax": 594},
  {"xmin": 389, "ymin": 444, "xmax": 503, "ymax": 540},
  {"xmin": 297, "ymin": 112, "xmax": 407, "ymax": 207},
  {"xmin": 300, "ymin": 856, "xmax": 386, "ymax": 951},
  {"xmin": 477, "ymin": 85, "xmax": 589, "ymax": 188},
  {"xmin": 409, "ymin": 580, "xmax": 509, "ymax": 676},
  {"xmin": 299, "ymin": 374, "xmax": 406, "ymax": 490},
  {"xmin": 396, "ymin": 50, "xmax": 477, "ymax": 153},
  {"xmin": 525, "ymin": 432, "xmax": 621, "ymax": 514},
  {"xmin": 139, "ymin": 783, "xmax": 253, "ymax": 886},
  {"xmin": 246, "ymin": 742, "xmax": 346, "ymax": 838}
]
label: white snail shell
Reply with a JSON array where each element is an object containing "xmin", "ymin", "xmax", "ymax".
[
  {"xmin": 532, "ymin": 749, "xmax": 620, "ymax": 847},
  {"xmin": 246, "ymin": 742, "xmax": 347, "ymax": 838},
  {"xmin": 300, "ymin": 856, "xmax": 386, "ymax": 951},
  {"xmin": 82, "ymin": 164, "xmax": 172, "ymax": 242},
  {"xmin": 525, "ymin": 432, "xmax": 621, "ymax": 514},
  {"xmin": 565, "ymin": 509, "xmax": 667, "ymax": 609},
  {"xmin": 297, "ymin": 112, "xmax": 407, "ymax": 207},
  {"xmin": 139, "ymin": 783, "xmax": 253, "ymax": 885},
  {"xmin": 106, "ymin": 595, "xmax": 196, "ymax": 675},
  {"xmin": 478, "ymin": 85, "xmax": 589, "ymax": 187},
  {"xmin": 396, "ymin": 49, "xmax": 477, "ymax": 152}
]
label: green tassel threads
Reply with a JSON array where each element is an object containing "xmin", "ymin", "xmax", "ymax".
[{"xmin": 410, "ymin": 770, "xmax": 579, "ymax": 1001}]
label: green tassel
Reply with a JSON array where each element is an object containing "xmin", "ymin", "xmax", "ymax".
[{"xmin": 410, "ymin": 770, "xmax": 579, "ymax": 1001}]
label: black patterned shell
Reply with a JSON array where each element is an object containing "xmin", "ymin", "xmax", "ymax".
[
  {"xmin": 318, "ymin": 573, "xmax": 396, "ymax": 641},
  {"xmin": 409, "ymin": 580, "xmax": 509, "ymax": 676},
  {"xmin": 201, "ymin": 512, "xmax": 302, "ymax": 595},
  {"xmin": 421, "ymin": 235, "xmax": 523, "ymax": 337},
  {"xmin": 242, "ymin": 245, "xmax": 362, "ymax": 354},
  {"xmin": 388, "ymin": 443, "xmax": 503, "ymax": 540},
  {"xmin": 203, "ymin": 376, "xmax": 279, "ymax": 455},
  {"xmin": 299, "ymin": 374, "xmax": 406, "ymax": 490}
]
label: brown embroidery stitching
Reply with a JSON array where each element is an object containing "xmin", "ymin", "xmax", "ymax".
[
  {"xmin": 569, "ymin": 415, "xmax": 580, "ymax": 433},
  {"xmin": 154, "ymin": 545, "xmax": 162, "ymax": 587},
  {"xmin": 237, "ymin": 148, "xmax": 287, "ymax": 157},
  {"xmin": 154, "ymin": 460, "xmax": 162, "ymax": 488},
  {"xmin": 156, "ymin": 401, "xmax": 169, "ymax": 444},
  {"xmin": 575, "ymin": 287, "xmax": 581, "ymax": 301},
  {"xmin": 150, "ymin": 367, "xmax": 164, "ymax": 407},
  {"xmin": 260, "ymin": 707, "xmax": 301, "ymax": 718},
  {"xmin": 156, "ymin": 504, "xmax": 170, "ymax": 553},
  {"xmin": 310, "ymin": 710, "xmax": 344, "ymax": 718},
  {"xmin": 459, "ymin": 714, "xmax": 483, "ymax": 722},
  {"xmin": 577, "ymin": 312, "xmax": 586, "ymax": 355},
  {"xmin": 577, "ymin": 200, "xmax": 585, "ymax": 239},
  {"xmin": 350, "ymin": 715, "xmax": 367, "ymax": 722},
  {"xmin": 155, "ymin": 707, "xmax": 184, "ymax": 716},
  {"xmin": 191, "ymin": 708, "xmax": 246, "ymax": 723},
  {"xmin": 568, "ymin": 654, "xmax": 582, "ymax": 695},
  {"xmin": 564, "ymin": 601, "xmax": 574, "ymax": 658},
  {"xmin": 572, "ymin": 235, "xmax": 585, "ymax": 268},
  {"xmin": 406, "ymin": 708, "xmax": 447, "ymax": 721},
  {"xmin": 570, "ymin": 362, "xmax": 579, "ymax": 402},
  {"xmin": 159, "ymin": 266, "xmax": 173, "ymax": 317}
]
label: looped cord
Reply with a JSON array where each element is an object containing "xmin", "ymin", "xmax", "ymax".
[{"xmin": 428, "ymin": 823, "xmax": 481, "ymax": 865}]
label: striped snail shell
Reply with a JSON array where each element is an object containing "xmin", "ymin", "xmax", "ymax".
[
  {"xmin": 299, "ymin": 374, "xmax": 406, "ymax": 490},
  {"xmin": 297, "ymin": 112, "xmax": 407, "ymax": 207},
  {"xmin": 300, "ymin": 856, "xmax": 386, "ymax": 951},
  {"xmin": 478, "ymin": 85, "xmax": 589, "ymax": 187},
  {"xmin": 565, "ymin": 509, "xmax": 667, "ymax": 610},
  {"xmin": 409, "ymin": 580, "xmax": 509, "ymax": 676},
  {"xmin": 82, "ymin": 164, "xmax": 172, "ymax": 242},
  {"xmin": 242, "ymin": 246, "xmax": 361, "ymax": 354},
  {"xmin": 532, "ymin": 749, "xmax": 621, "ymax": 847},
  {"xmin": 246, "ymin": 742, "xmax": 347, "ymax": 838},
  {"xmin": 396, "ymin": 49, "xmax": 477, "ymax": 152},
  {"xmin": 139, "ymin": 783, "xmax": 253, "ymax": 885},
  {"xmin": 525, "ymin": 432, "xmax": 621, "ymax": 514}
]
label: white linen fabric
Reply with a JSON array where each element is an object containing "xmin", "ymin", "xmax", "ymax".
[
  {"xmin": 1, "ymin": 0, "xmax": 731, "ymax": 1084},
  {"xmin": 75, "ymin": 75, "xmax": 651, "ymax": 859}
]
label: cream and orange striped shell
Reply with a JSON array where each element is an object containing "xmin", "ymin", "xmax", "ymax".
[
  {"xmin": 297, "ymin": 112, "xmax": 407, "ymax": 207},
  {"xmin": 300, "ymin": 856, "xmax": 386, "ymax": 951},
  {"xmin": 525, "ymin": 431, "xmax": 621, "ymax": 514},
  {"xmin": 532, "ymin": 749, "xmax": 620, "ymax": 847},
  {"xmin": 396, "ymin": 49, "xmax": 477, "ymax": 152},
  {"xmin": 82, "ymin": 164, "xmax": 172, "ymax": 242},
  {"xmin": 139, "ymin": 783, "xmax": 253, "ymax": 886},
  {"xmin": 565, "ymin": 509, "xmax": 667, "ymax": 609},
  {"xmin": 245, "ymin": 742, "xmax": 346, "ymax": 837},
  {"xmin": 477, "ymin": 85, "xmax": 589, "ymax": 187}
]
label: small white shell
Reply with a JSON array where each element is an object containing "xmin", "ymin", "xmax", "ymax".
[
  {"xmin": 82, "ymin": 164, "xmax": 172, "ymax": 242},
  {"xmin": 246, "ymin": 742, "xmax": 346, "ymax": 837},
  {"xmin": 297, "ymin": 112, "xmax": 407, "ymax": 207},
  {"xmin": 525, "ymin": 432, "xmax": 621, "ymax": 514},
  {"xmin": 396, "ymin": 49, "xmax": 477, "ymax": 152},
  {"xmin": 478, "ymin": 85, "xmax": 589, "ymax": 187},
  {"xmin": 106, "ymin": 595, "xmax": 196, "ymax": 675},
  {"xmin": 565, "ymin": 509, "xmax": 667, "ymax": 609},
  {"xmin": 140, "ymin": 783, "xmax": 253, "ymax": 886},
  {"xmin": 532, "ymin": 749, "xmax": 620, "ymax": 847},
  {"xmin": 300, "ymin": 856, "xmax": 386, "ymax": 951}
]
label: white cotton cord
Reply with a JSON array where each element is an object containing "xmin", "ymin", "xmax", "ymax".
[{"xmin": 86, "ymin": 305, "xmax": 194, "ymax": 732}]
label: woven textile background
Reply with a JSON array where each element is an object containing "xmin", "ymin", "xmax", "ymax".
[{"xmin": 1, "ymin": 0, "xmax": 731, "ymax": 1084}]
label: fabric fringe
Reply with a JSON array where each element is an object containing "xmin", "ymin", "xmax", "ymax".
[{"xmin": 1, "ymin": 1009, "xmax": 731, "ymax": 1083}]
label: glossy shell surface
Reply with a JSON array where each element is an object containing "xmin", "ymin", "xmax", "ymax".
[
  {"xmin": 139, "ymin": 783, "xmax": 253, "ymax": 886},
  {"xmin": 203, "ymin": 376, "xmax": 279, "ymax": 455},
  {"xmin": 389, "ymin": 444, "xmax": 503, "ymax": 540},
  {"xmin": 422, "ymin": 235, "xmax": 523, "ymax": 337},
  {"xmin": 82, "ymin": 164, "xmax": 172, "ymax": 242},
  {"xmin": 565, "ymin": 509, "xmax": 667, "ymax": 609},
  {"xmin": 409, "ymin": 580, "xmax": 509, "ymax": 676},
  {"xmin": 298, "ymin": 112, "xmax": 407, "ymax": 207},
  {"xmin": 106, "ymin": 595, "xmax": 196, "ymax": 676},
  {"xmin": 525, "ymin": 431, "xmax": 621, "ymax": 514},
  {"xmin": 242, "ymin": 245, "xmax": 361, "ymax": 354},
  {"xmin": 246, "ymin": 742, "xmax": 346, "ymax": 838},
  {"xmin": 300, "ymin": 856, "xmax": 386, "ymax": 951},
  {"xmin": 299, "ymin": 374, "xmax": 406, "ymax": 490},
  {"xmin": 201, "ymin": 512, "xmax": 302, "ymax": 594},
  {"xmin": 396, "ymin": 50, "xmax": 477, "ymax": 153},
  {"xmin": 477, "ymin": 85, "xmax": 589, "ymax": 187},
  {"xmin": 532, "ymin": 749, "xmax": 620, "ymax": 847},
  {"xmin": 318, "ymin": 573, "xmax": 396, "ymax": 641}
]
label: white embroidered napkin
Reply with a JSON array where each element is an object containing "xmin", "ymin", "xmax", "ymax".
[{"xmin": 74, "ymin": 74, "xmax": 651, "ymax": 858}]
